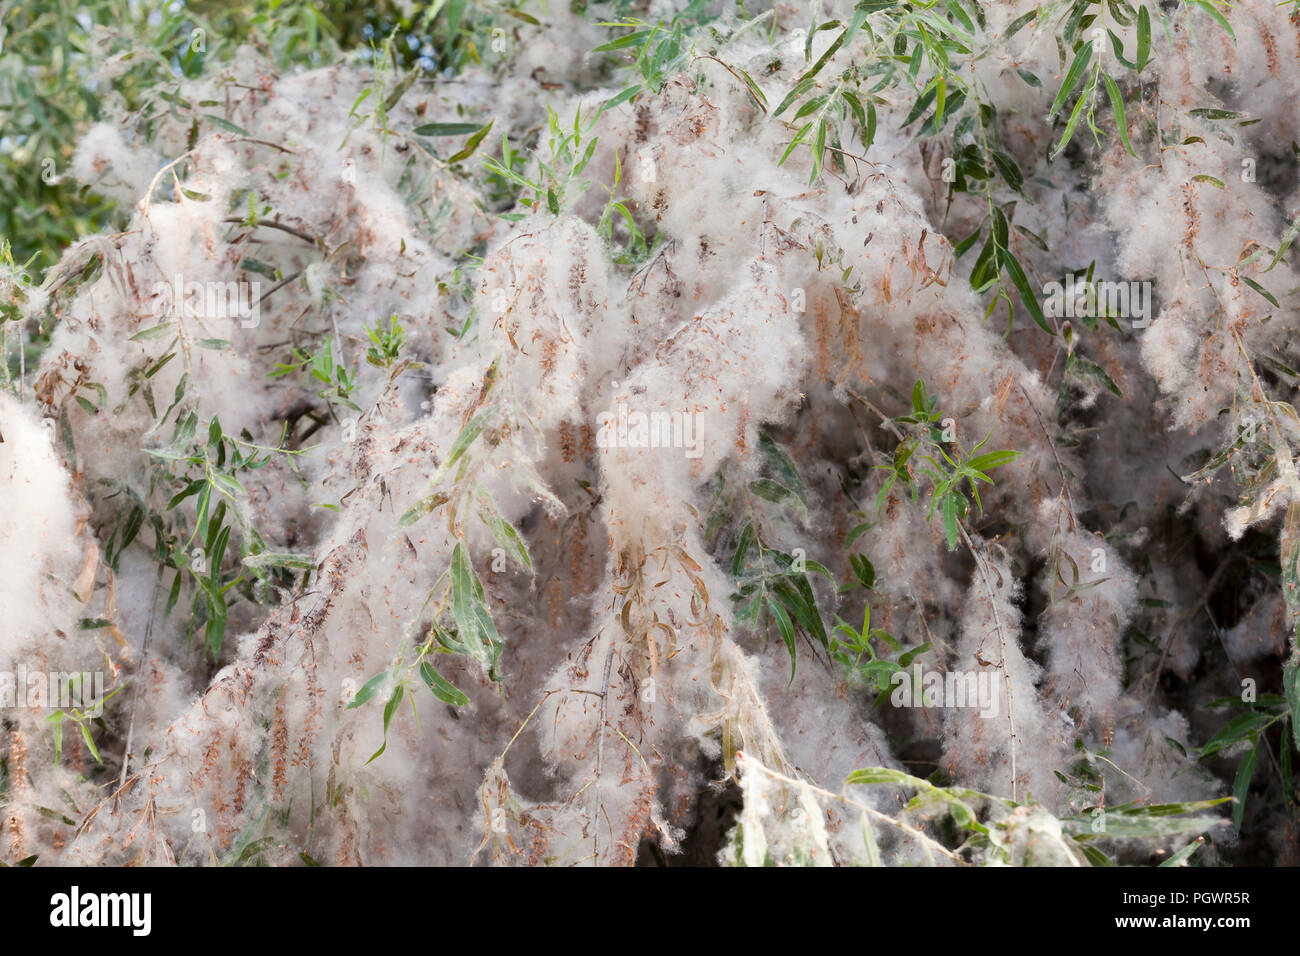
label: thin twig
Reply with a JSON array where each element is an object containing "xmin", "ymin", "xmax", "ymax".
[
  {"xmin": 1202, "ymin": 604, "xmax": 1286, "ymax": 794},
  {"xmin": 958, "ymin": 524, "xmax": 1019, "ymax": 802},
  {"xmin": 739, "ymin": 755, "xmax": 968, "ymax": 865},
  {"xmin": 1144, "ymin": 555, "xmax": 1235, "ymax": 708},
  {"xmin": 596, "ymin": 644, "xmax": 613, "ymax": 779},
  {"xmin": 118, "ymin": 563, "xmax": 164, "ymax": 793},
  {"xmin": 232, "ymin": 137, "xmax": 298, "ymax": 155},
  {"xmin": 258, "ymin": 269, "xmax": 304, "ymax": 305},
  {"xmin": 222, "ymin": 217, "xmax": 316, "ymax": 245},
  {"xmin": 1019, "ymin": 382, "xmax": 1078, "ymax": 526}
]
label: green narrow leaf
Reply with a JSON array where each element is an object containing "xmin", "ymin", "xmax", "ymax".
[
  {"xmin": 365, "ymin": 686, "xmax": 405, "ymax": 764},
  {"xmin": 1016, "ymin": 67, "xmax": 1042, "ymax": 88},
  {"xmin": 966, "ymin": 449, "xmax": 1023, "ymax": 472},
  {"xmin": 940, "ymin": 492, "xmax": 959, "ymax": 549},
  {"xmin": 766, "ymin": 595, "xmax": 797, "ymax": 679},
  {"xmin": 991, "ymin": 207, "xmax": 1010, "ymax": 253},
  {"xmin": 203, "ymin": 115, "xmax": 251, "ymax": 136},
  {"xmin": 1136, "ymin": 4, "xmax": 1151, "ymax": 71},
  {"xmin": 811, "ymin": 119, "xmax": 827, "ymax": 183},
  {"xmin": 473, "ymin": 603, "xmax": 503, "ymax": 680},
  {"xmin": 1101, "ymin": 73, "xmax": 1137, "ymax": 157},
  {"xmin": 1283, "ymin": 660, "xmax": 1300, "ymax": 751},
  {"xmin": 970, "ymin": 237, "xmax": 999, "ymax": 291},
  {"xmin": 793, "ymin": 93, "xmax": 830, "ymax": 122},
  {"xmin": 80, "ymin": 723, "xmax": 102, "ymax": 764},
  {"xmin": 479, "ymin": 498, "xmax": 533, "ymax": 570},
  {"xmin": 901, "ymin": 83, "xmax": 938, "ymax": 128},
  {"xmin": 784, "ymin": 575, "xmax": 828, "ymax": 647},
  {"xmin": 1004, "ymin": 7, "xmax": 1039, "ymax": 40},
  {"xmin": 1158, "ymin": 838, "xmax": 1204, "ymax": 867},
  {"xmin": 1013, "ymin": 223, "xmax": 1050, "ymax": 252},
  {"xmin": 431, "ymin": 406, "xmax": 497, "ymax": 486},
  {"xmin": 731, "ymin": 521, "xmax": 756, "ymax": 576},
  {"xmin": 733, "ymin": 67, "xmax": 768, "ymax": 112},
  {"xmin": 800, "ymin": 26, "xmax": 849, "ymax": 90},
  {"xmin": 1240, "ymin": 276, "xmax": 1278, "ymax": 308},
  {"xmin": 130, "ymin": 323, "xmax": 175, "ymax": 342},
  {"xmin": 1002, "ymin": 252, "xmax": 1053, "ymax": 334},
  {"xmin": 1049, "ymin": 42, "xmax": 1093, "ymax": 120},
  {"xmin": 991, "ymin": 151, "xmax": 1023, "ymax": 192},
  {"xmin": 1078, "ymin": 843, "xmax": 1116, "ymax": 866},
  {"xmin": 778, "ymin": 123, "xmax": 813, "ymax": 167},
  {"xmin": 205, "ymin": 589, "xmax": 227, "ymax": 658},
  {"xmin": 842, "ymin": 89, "xmax": 866, "ymax": 131},
  {"xmin": 1196, "ymin": 712, "xmax": 1273, "ymax": 759},
  {"xmin": 772, "ymin": 76, "xmax": 816, "ymax": 119},
  {"xmin": 1261, "ymin": 216, "xmax": 1300, "ymax": 273},
  {"xmin": 851, "ymin": 553, "xmax": 876, "ymax": 589},
  {"xmin": 347, "ymin": 671, "xmax": 388, "ymax": 710},
  {"xmin": 1232, "ymin": 738, "xmax": 1260, "ymax": 831},
  {"xmin": 758, "ymin": 433, "xmax": 807, "ymax": 503},
  {"xmin": 451, "ymin": 542, "xmax": 482, "ymax": 661},
  {"xmin": 847, "ymin": 766, "xmax": 931, "ymax": 788},
  {"xmin": 591, "ymin": 29, "xmax": 653, "ymax": 53},
  {"xmin": 242, "ymin": 551, "xmax": 316, "ymax": 570},
  {"xmin": 446, "ymin": 121, "xmax": 494, "ymax": 164},
  {"xmin": 46, "ymin": 711, "xmax": 64, "ymax": 763},
  {"xmin": 1053, "ymin": 75, "xmax": 1093, "ymax": 157},
  {"xmin": 1106, "ymin": 29, "xmax": 1138, "ymax": 71},
  {"xmin": 382, "ymin": 67, "xmax": 421, "ymax": 112},
  {"xmin": 749, "ymin": 477, "xmax": 800, "ymax": 509},
  {"xmin": 1190, "ymin": 0, "xmax": 1235, "ymax": 42},
  {"xmin": 598, "ymin": 84, "xmax": 642, "ymax": 116},
  {"xmin": 421, "ymin": 660, "xmax": 469, "ymax": 707},
  {"xmin": 413, "ymin": 122, "xmax": 483, "ymax": 136},
  {"xmin": 1074, "ymin": 357, "xmax": 1124, "ymax": 397}
]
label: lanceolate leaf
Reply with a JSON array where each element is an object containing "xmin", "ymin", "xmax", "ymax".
[
  {"xmin": 1101, "ymin": 72, "xmax": 1137, "ymax": 157},
  {"xmin": 1049, "ymin": 42, "xmax": 1093, "ymax": 120},
  {"xmin": 1002, "ymin": 252, "xmax": 1052, "ymax": 334},
  {"xmin": 1136, "ymin": 4, "xmax": 1152, "ymax": 71}
]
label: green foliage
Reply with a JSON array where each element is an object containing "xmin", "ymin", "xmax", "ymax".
[
  {"xmin": 829, "ymin": 528, "xmax": 932, "ymax": 697},
  {"xmin": 364, "ymin": 314, "xmax": 409, "ymax": 370},
  {"xmin": 709, "ymin": 432, "xmax": 833, "ymax": 679},
  {"xmin": 830, "ymin": 600, "xmax": 930, "ymax": 697},
  {"xmin": 595, "ymin": 147, "xmax": 657, "ymax": 266},
  {"xmin": 483, "ymin": 105, "xmax": 598, "ymax": 217},
  {"xmin": 847, "ymin": 765, "xmax": 1230, "ymax": 865},
  {"xmin": 877, "ymin": 380, "xmax": 1021, "ymax": 550},
  {"xmin": 1, "ymin": 239, "xmax": 42, "ymax": 393},
  {"xmin": 0, "ymin": 0, "xmax": 532, "ymax": 283},
  {"xmin": 0, "ymin": 0, "xmax": 374, "ymax": 276},
  {"xmin": 765, "ymin": 1, "xmax": 1238, "ymax": 337},
  {"xmin": 770, "ymin": 2, "xmax": 1059, "ymax": 329},
  {"xmin": 347, "ymin": 540, "xmax": 509, "ymax": 762},
  {"xmin": 46, "ymin": 684, "xmax": 123, "ymax": 766},
  {"xmin": 350, "ymin": 352, "xmax": 552, "ymax": 757},
  {"xmin": 590, "ymin": 0, "xmax": 716, "ymax": 113},
  {"xmin": 270, "ymin": 335, "xmax": 359, "ymax": 417},
  {"xmin": 1194, "ymin": 694, "xmax": 1293, "ymax": 832},
  {"xmin": 0, "ymin": 0, "xmax": 149, "ymax": 273},
  {"xmin": 134, "ymin": 405, "xmax": 308, "ymax": 658}
]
